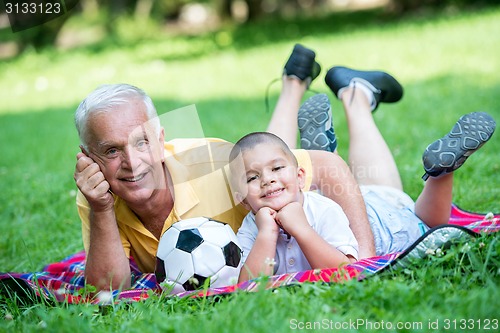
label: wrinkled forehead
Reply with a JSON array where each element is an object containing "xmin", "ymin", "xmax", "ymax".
[{"xmin": 86, "ymin": 102, "xmax": 158, "ymax": 145}]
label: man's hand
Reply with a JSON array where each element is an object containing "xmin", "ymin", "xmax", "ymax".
[{"xmin": 74, "ymin": 151, "xmax": 114, "ymax": 212}]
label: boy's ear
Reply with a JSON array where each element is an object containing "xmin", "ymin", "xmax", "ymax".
[
  {"xmin": 234, "ymin": 192, "xmax": 251, "ymax": 210},
  {"xmin": 297, "ymin": 167, "xmax": 306, "ymax": 190}
]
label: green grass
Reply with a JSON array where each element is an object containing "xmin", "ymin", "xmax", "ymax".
[{"xmin": 1, "ymin": 6, "xmax": 500, "ymax": 332}]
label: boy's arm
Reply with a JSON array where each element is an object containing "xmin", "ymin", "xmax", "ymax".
[
  {"xmin": 295, "ymin": 227, "xmax": 356, "ymax": 268},
  {"xmin": 306, "ymin": 150, "xmax": 376, "ymax": 259},
  {"xmin": 277, "ymin": 202, "xmax": 355, "ymax": 269},
  {"xmin": 238, "ymin": 208, "xmax": 279, "ymax": 283}
]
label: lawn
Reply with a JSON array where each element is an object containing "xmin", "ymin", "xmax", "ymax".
[{"xmin": 1, "ymin": 6, "xmax": 500, "ymax": 332}]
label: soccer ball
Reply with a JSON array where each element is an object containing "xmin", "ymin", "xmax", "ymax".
[{"xmin": 155, "ymin": 217, "xmax": 243, "ymax": 294}]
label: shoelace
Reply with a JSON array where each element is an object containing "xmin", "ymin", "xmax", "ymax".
[{"xmin": 264, "ymin": 78, "xmax": 320, "ymax": 113}]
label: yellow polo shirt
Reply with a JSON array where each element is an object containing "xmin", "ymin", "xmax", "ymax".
[{"xmin": 78, "ymin": 138, "xmax": 313, "ymax": 273}]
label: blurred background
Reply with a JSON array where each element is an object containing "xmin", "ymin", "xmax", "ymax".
[{"xmin": 1, "ymin": 0, "xmax": 497, "ymax": 56}]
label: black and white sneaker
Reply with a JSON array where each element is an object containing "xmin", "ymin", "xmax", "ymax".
[
  {"xmin": 422, "ymin": 112, "xmax": 496, "ymax": 180},
  {"xmin": 325, "ymin": 66, "xmax": 403, "ymax": 111},
  {"xmin": 298, "ymin": 93, "xmax": 337, "ymax": 152},
  {"xmin": 283, "ymin": 44, "xmax": 321, "ymax": 88}
]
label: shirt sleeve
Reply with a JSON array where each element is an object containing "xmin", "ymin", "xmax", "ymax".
[
  {"xmin": 236, "ymin": 213, "xmax": 259, "ymax": 264},
  {"xmin": 76, "ymin": 190, "xmax": 92, "ymax": 254},
  {"xmin": 76, "ymin": 190, "xmax": 131, "ymax": 259},
  {"xmin": 292, "ymin": 149, "xmax": 313, "ymax": 191}
]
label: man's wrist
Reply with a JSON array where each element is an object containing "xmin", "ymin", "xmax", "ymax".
[{"xmin": 89, "ymin": 208, "xmax": 116, "ymax": 228}]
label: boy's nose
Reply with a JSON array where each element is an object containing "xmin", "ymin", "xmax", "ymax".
[{"xmin": 260, "ymin": 170, "xmax": 276, "ymax": 186}]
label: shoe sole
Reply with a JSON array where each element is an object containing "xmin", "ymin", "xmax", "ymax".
[
  {"xmin": 298, "ymin": 94, "xmax": 336, "ymax": 151},
  {"xmin": 423, "ymin": 112, "xmax": 496, "ymax": 177}
]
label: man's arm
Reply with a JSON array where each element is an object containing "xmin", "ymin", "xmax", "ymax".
[
  {"xmin": 75, "ymin": 152, "xmax": 131, "ymax": 291},
  {"xmin": 85, "ymin": 209, "xmax": 131, "ymax": 291},
  {"xmin": 307, "ymin": 150, "xmax": 376, "ymax": 259}
]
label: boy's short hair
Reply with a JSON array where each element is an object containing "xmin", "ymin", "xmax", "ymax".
[{"xmin": 229, "ymin": 132, "xmax": 298, "ymax": 167}]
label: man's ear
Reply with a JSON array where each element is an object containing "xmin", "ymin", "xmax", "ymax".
[
  {"xmin": 297, "ymin": 167, "xmax": 306, "ymax": 190},
  {"xmin": 159, "ymin": 127, "xmax": 165, "ymax": 162},
  {"xmin": 159, "ymin": 127, "xmax": 165, "ymax": 143}
]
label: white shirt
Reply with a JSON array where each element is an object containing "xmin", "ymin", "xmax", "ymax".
[{"xmin": 237, "ymin": 191, "xmax": 359, "ymax": 275}]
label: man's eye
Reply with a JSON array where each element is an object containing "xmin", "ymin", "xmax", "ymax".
[{"xmin": 105, "ymin": 148, "xmax": 119, "ymax": 157}]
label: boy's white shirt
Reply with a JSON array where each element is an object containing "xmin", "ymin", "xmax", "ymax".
[{"xmin": 237, "ymin": 191, "xmax": 359, "ymax": 275}]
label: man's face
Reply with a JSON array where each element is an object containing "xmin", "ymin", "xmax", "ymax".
[
  {"xmin": 85, "ymin": 99, "xmax": 165, "ymax": 205},
  {"xmin": 236, "ymin": 143, "xmax": 305, "ymax": 213}
]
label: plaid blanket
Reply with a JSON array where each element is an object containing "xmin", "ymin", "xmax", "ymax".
[{"xmin": 1, "ymin": 205, "xmax": 498, "ymax": 304}]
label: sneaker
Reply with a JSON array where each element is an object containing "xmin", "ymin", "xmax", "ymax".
[
  {"xmin": 422, "ymin": 112, "xmax": 496, "ymax": 180},
  {"xmin": 283, "ymin": 44, "xmax": 321, "ymax": 88},
  {"xmin": 325, "ymin": 66, "xmax": 403, "ymax": 111},
  {"xmin": 298, "ymin": 93, "xmax": 337, "ymax": 152}
]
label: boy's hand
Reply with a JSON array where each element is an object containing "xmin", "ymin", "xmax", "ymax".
[
  {"xmin": 74, "ymin": 151, "xmax": 114, "ymax": 213},
  {"xmin": 275, "ymin": 201, "xmax": 308, "ymax": 236},
  {"xmin": 254, "ymin": 207, "xmax": 279, "ymax": 236}
]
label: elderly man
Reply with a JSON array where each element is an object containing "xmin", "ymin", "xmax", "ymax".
[{"xmin": 73, "ymin": 76, "xmax": 373, "ymax": 290}]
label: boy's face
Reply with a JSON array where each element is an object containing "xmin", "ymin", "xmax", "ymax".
[{"xmin": 235, "ymin": 143, "xmax": 305, "ymax": 214}]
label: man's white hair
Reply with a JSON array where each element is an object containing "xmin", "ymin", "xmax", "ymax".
[{"xmin": 75, "ymin": 83, "xmax": 161, "ymax": 150}]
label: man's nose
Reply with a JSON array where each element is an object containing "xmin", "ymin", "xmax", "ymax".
[{"xmin": 120, "ymin": 145, "xmax": 141, "ymax": 170}]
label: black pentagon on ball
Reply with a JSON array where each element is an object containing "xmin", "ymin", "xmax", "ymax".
[
  {"xmin": 223, "ymin": 241, "xmax": 242, "ymax": 268},
  {"xmin": 155, "ymin": 257, "xmax": 166, "ymax": 283},
  {"xmin": 176, "ymin": 228, "xmax": 204, "ymax": 252},
  {"xmin": 182, "ymin": 274, "xmax": 208, "ymax": 291}
]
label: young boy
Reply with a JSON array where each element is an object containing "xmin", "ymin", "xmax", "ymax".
[{"xmin": 229, "ymin": 132, "xmax": 359, "ymax": 283}]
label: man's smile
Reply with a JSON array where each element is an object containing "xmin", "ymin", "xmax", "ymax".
[{"xmin": 119, "ymin": 171, "xmax": 148, "ymax": 183}]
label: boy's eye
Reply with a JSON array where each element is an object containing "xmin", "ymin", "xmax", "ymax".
[
  {"xmin": 272, "ymin": 166, "xmax": 284, "ymax": 171},
  {"xmin": 135, "ymin": 139, "xmax": 149, "ymax": 151},
  {"xmin": 246, "ymin": 175, "xmax": 258, "ymax": 183}
]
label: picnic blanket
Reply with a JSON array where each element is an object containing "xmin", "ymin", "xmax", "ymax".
[{"xmin": 1, "ymin": 204, "xmax": 499, "ymax": 305}]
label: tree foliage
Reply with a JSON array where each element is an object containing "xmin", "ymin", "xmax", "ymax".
[
  {"xmin": 4, "ymin": 0, "xmax": 498, "ymax": 53},
  {"xmin": 391, "ymin": 0, "xmax": 499, "ymax": 13}
]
